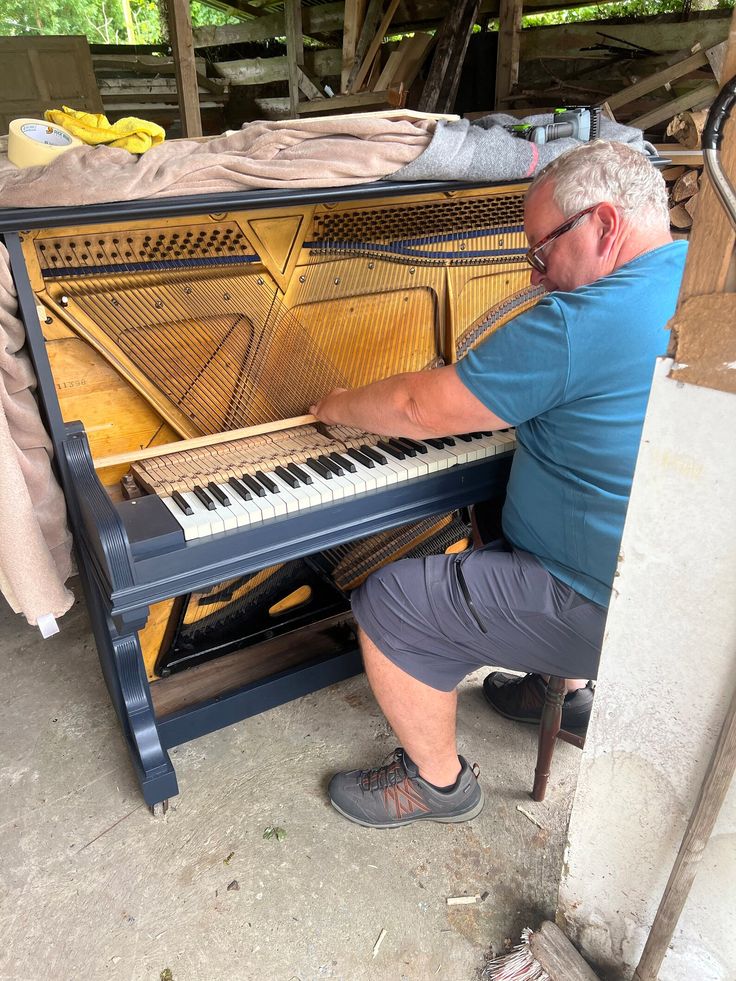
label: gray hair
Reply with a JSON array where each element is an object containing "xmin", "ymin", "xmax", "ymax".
[{"xmin": 529, "ymin": 140, "xmax": 669, "ymax": 232}]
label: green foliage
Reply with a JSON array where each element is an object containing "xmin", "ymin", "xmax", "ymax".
[
  {"xmin": 523, "ymin": 0, "xmax": 733, "ymax": 28},
  {"xmin": 0, "ymin": 0, "xmax": 238, "ymax": 44}
]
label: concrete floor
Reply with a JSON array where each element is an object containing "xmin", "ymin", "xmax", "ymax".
[{"xmin": 0, "ymin": 592, "xmax": 582, "ymax": 981}]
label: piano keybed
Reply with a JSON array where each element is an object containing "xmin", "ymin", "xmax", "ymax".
[{"xmin": 130, "ymin": 422, "xmax": 516, "ymax": 543}]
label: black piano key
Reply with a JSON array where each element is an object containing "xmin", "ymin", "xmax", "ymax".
[
  {"xmin": 360, "ymin": 444, "xmax": 386, "ymax": 465},
  {"xmin": 441, "ymin": 436, "xmax": 456, "ymax": 446},
  {"xmin": 241, "ymin": 473, "xmax": 267, "ymax": 498},
  {"xmin": 255, "ymin": 470, "xmax": 279, "ymax": 494},
  {"xmin": 228, "ymin": 477, "xmax": 252, "ymax": 501},
  {"xmin": 391, "ymin": 438, "xmax": 417, "ymax": 458},
  {"xmin": 400, "ymin": 437, "xmax": 428, "ymax": 454},
  {"xmin": 378, "ymin": 440, "xmax": 405, "ymax": 460},
  {"xmin": 423, "ymin": 437, "xmax": 446, "ymax": 450},
  {"xmin": 275, "ymin": 465, "xmax": 299, "ymax": 488},
  {"xmin": 207, "ymin": 481, "xmax": 231, "ymax": 506},
  {"xmin": 172, "ymin": 490, "xmax": 193, "ymax": 516},
  {"xmin": 330, "ymin": 452, "xmax": 356, "ymax": 473},
  {"xmin": 305, "ymin": 457, "xmax": 332, "ymax": 480},
  {"xmin": 319, "ymin": 454, "xmax": 343, "ymax": 476},
  {"xmin": 193, "ymin": 485, "xmax": 216, "ymax": 510},
  {"xmin": 288, "ymin": 462, "xmax": 312, "ymax": 485},
  {"xmin": 348, "ymin": 447, "xmax": 374, "ymax": 469},
  {"xmin": 469, "ymin": 432, "xmax": 484, "ymax": 440},
  {"xmin": 456, "ymin": 434, "xmax": 474, "ymax": 443}
]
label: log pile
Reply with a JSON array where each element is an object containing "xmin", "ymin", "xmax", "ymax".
[{"xmin": 663, "ymin": 164, "xmax": 702, "ymax": 233}]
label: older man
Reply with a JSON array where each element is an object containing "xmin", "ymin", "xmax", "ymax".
[{"xmin": 311, "ymin": 141, "xmax": 686, "ymax": 828}]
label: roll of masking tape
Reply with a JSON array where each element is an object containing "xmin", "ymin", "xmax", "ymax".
[{"xmin": 8, "ymin": 118, "xmax": 83, "ymax": 169}]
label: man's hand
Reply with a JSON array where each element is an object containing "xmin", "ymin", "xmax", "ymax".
[{"xmin": 310, "ymin": 388, "xmax": 348, "ymax": 426}]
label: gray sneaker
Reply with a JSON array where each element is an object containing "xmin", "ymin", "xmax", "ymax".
[{"xmin": 328, "ymin": 748, "xmax": 484, "ymax": 828}]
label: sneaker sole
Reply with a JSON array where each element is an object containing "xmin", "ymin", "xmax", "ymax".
[
  {"xmin": 330, "ymin": 786, "xmax": 485, "ymax": 829},
  {"xmin": 483, "ymin": 685, "xmax": 589, "ymax": 733}
]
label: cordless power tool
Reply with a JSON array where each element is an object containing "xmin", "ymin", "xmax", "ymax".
[{"xmin": 505, "ymin": 106, "xmax": 602, "ymax": 145}]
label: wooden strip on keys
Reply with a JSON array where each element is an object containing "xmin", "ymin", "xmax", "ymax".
[{"xmin": 93, "ymin": 414, "xmax": 317, "ymax": 470}]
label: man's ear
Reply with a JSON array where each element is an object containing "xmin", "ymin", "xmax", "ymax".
[{"xmin": 597, "ymin": 202, "xmax": 620, "ymax": 246}]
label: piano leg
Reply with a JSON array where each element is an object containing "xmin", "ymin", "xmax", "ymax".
[{"xmin": 81, "ymin": 564, "xmax": 179, "ymax": 807}]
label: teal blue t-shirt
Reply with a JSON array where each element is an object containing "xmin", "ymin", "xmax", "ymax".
[{"xmin": 456, "ymin": 241, "xmax": 688, "ymax": 607}]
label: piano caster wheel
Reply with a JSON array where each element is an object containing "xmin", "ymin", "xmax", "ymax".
[{"xmin": 149, "ymin": 799, "xmax": 169, "ymax": 819}]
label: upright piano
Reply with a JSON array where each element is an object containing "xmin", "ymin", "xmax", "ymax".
[{"xmin": 0, "ymin": 178, "xmax": 538, "ymax": 809}]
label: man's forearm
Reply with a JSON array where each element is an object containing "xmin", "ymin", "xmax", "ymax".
[{"xmin": 311, "ymin": 373, "xmax": 423, "ymax": 436}]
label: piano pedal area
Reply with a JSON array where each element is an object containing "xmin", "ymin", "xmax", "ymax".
[{"xmin": 143, "ymin": 511, "xmax": 473, "ymax": 718}]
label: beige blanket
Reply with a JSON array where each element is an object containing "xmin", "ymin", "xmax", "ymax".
[
  {"xmin": 0, "ymin": 115, "xmax": 434, "ymax": 628},
  {"xmin": 0, "ymin": 115, "xmax": 434, "ymax": 206},
  {"xmin": 0, "ymin": 243, "xmax": 74, "ymax": 626}
]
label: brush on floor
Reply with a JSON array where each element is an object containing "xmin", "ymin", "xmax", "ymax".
[{"xmin": 484, "ymin": 921, "xmax": 601, "ymax": 981}]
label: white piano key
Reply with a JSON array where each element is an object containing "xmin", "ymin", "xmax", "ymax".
[
  {"xmin": 160, "ymin": 495, "xmax": 202, "ymax": 541},
  {"xmin": 302, "ymin": 469, "xmax": 336, "ymax": 504},
  {"xmin": 266, "ymin": 471, "xmax": 303, "ymax": 514},
  {"xmin": 181, "ymin": 489, "xmax": 226, "ymax": 537},
  {"xmin": 214, "ymin": 482, "xmax": 252, "ymax": 528}
]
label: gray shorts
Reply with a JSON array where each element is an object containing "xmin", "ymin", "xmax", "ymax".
[{"xmin": 351, "ymin": 542, "xmax": 606, "ymax": 692}]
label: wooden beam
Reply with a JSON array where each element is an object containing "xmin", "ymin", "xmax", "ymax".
[
  {"xmin": 342, "ymin": 0, "xmax": 367, "ymax": 93},
  {"xmin": 298, "ymin": 86, "xmax": 406, "ymax": 114},
  {"xmin": 705, "ymin": 39, "xmax": 728, "ymax": 83},
  {"xmin": 297, "ymin": 67, "xmax": 325, "ymax": 100},
  {"xmin": 285, "ymin": 0, "xmax": 304, "ymax": 117},
  {"xmin": 344, "ymin": 0, "xmax": 385, "ymax": 93},
  {"xmin": 167, "ymin": 0, "xmax": 202, "ymax": 137},
  {"xmin": 677, "ymin": 8, "xmax": 736, "ymax": 303},
  {"xmin": 495, "ymin": 0, "xmax": 523, "ymax": 109},
  {"xmin": 605, "ymin": 50, "xmax": 708, "ymax": 111},
  {"xmin": 349, "ymin": 0, "xmax": 401, "ymax": 94},
  {"xmin": 521, "ymin": 17, "xmax": 732, "ymax": 61},
  {"xmin": 418, "ymin": 0, "xmax": 480, "ymax": 113},
  {"xmin": 629, "ymin": 80, "xmax": 719, "ymax": 131},
  {"xmin": 374, "ymin": 31, "xmax": 434, "ymax": 90},
  {"xmin": 215, "ymin": 48, "xmax": 341, "ymax": 86},
  {"xmin": 196, "ymin": 0, "xmax": 705, "ymax": 50},
  {"xmin": 196, "ymin": 1, "xmax": 344, "ymax": 48}
]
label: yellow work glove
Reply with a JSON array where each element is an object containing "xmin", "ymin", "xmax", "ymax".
[{"xmin": 44, "ymin": 106, "xmax": 165, "ymax": 153}]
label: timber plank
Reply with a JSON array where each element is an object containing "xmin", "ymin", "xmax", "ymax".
[
  {"xmin": 629, "ymin": 81, "xmax": 719, "ymax": 131},
  {"xmin": 285, "ymin": 0, "xmax": 304, "ymax": 116},
  {"xmin": 341, "ymin": 0, "xmax": 367, "ymax": 92},
  {"xmin": 167, "ymin": 0, "xmax": 203, "ymax": 137},
  {"xmin": 496, "ymin": 0, "xmax": 523, "ymax": 110},
  {"xmin": 349, "ymin": 0, "xmax": 400, "ymax": 93},
  {"xmin": 677, "ymin": 9, "xmax": 736, "ymax": 303},
  {"xmin": 606, "ymin": 50, "xmax": 709, "ymax": 111},
  {"xmin": 418, "ymin": 0, "xmax": 480, "ymax": 113}
]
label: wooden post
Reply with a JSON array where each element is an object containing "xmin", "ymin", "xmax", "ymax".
[
  {"xmin": 342, "ymin": 0, "xmax": 366, "ymax": 94},
  {"xmin": 678, "ymin": 7, "xmax": 736, "ymax": 302},
  {"xmin": 417, "ymin": 0, "xmax": 480, "ymax": 114},
  {"xmin": 167, "ymin": 0, "xmax": 202, "ymax": 137},
  {"xmin": 285, "ymin": 0, "xmax": 304, "ymax": 118},
  {"xmin": 495, "ymin": 0, "xmax": 523, "ymax": 110}
]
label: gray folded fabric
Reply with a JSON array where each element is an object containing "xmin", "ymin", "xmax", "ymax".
[{"xmin": 389, "ymin": 112, "xmax": 657, "ymax": 184}]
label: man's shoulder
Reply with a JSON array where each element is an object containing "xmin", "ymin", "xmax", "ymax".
[{"xmin": 558, "ymin": 241, "xmax": 688, "ymax": 316}]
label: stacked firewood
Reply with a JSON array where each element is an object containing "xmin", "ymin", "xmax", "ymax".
[{"xmin": 663, "ymin": 164, "xmax": 702, "ymax": 233}]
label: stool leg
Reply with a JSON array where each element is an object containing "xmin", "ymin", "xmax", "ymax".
[{"xmin": 533, "ymin": 675, "xmax": 566, "ymax": 801}]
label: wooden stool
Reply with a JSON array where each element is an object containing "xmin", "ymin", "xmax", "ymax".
[{"xmin": 533, "ymin": 675, "xmax": 587, "ymax": 801}]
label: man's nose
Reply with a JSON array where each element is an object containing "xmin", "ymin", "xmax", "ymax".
[{"xmin": 530, "ymin": 267, "xmax": 544, "ymax": 287}]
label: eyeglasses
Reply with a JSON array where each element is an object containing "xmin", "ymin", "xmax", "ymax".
[{"xmin": 525, "ymin": 204, "xmax": 601, "ymax": 274}]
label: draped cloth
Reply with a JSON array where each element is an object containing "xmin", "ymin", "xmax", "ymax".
[{"xmin": 0, "ymin": 243, "xmax": 74, "ymax": 626}]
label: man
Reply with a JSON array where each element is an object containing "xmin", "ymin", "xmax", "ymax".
[{"xmin": 310, "ymin": 141, "xmax": 687, "ymax": 829}]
